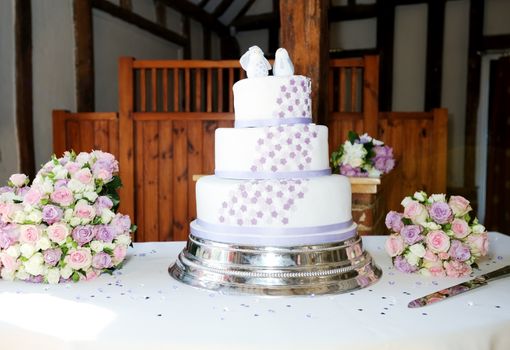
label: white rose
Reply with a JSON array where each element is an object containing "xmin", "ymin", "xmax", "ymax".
[
  {"xmin": 1, "ymin": 269, "xmax": 15, "ymax": 281},
  {"xmin": 115, "ymin": 234, "xmax": 132, "ymax": 246},
  {"xmin": 64, "ymin": 208, "xmax": 74, "ymax": 221},
  {"xmin": 367, "ymin": 167, "xmax": 381, "ymax": 178},
  {"xmin": 68, "ymin": 179, "xmax": 85, "ymax": 193},
  {"xmin": 103, "ymin": 242, "xmax": 115, "ymax": 251},
  {"xmin": 70, "ymin": 217, "xmax": 81, "ymax": 227},
  {"xmin": 47, "ymin": 268, "xmax": 61, "ymax": 284},
  {"xmin": 60, "ymin": 265, "xmax": 73, "ymax": 279},
  {"xmin": 413, "ymin": 191, "xmax": 427, "ymax": 202},
  {"xmin": 101, "ymin": 209, "xmax": 115, "ymax": 224},
  {"xmin": 341, "ymin": 142, "xmax": 367, "ymax": 168},
  {"xmin": 428, "ymin": 193, "xmax": 446, "ymax": 204},
  {"xmin": 90, "ymin": 240, "xmax": 104, "ymax": 253},
  {"xmin": 472, "ymin": 224, "xmax": 486, "ymax": 234},
  {"xmin": 24, "ymin": 253, "xmax": 44, "ymax": 276},
  {"xmin": 5, "ymin": 245, "xmax": 20, "ymax": 258},
  {"xmin": 405, "ymin": 251, "xmax": 420, "ymax": 266},
  {"xmin": 20, "ymin": 243, "xmax": 36, "ymax": 258},
  {"xmin": 372, "ymin": 138, "xmax": 384, "ymax": 146},
  {"xmin": 76, "ymin": 152, "xmax": 91, "ymax": 165},
  {"xmin": 0, "ymin": 191, "xmax": 17, "ymax": 202},
  {"xmin": 422, "ymin": 221, "xmax": 442, "ymax": 230},
  {"xmin": 84, "ymin": 191, "xmax": 98, "ymax": 202},
  {"xmin": 42, "ymin": 178, "xmax": 54, "ymax": 194},
  {"xmin": 9, "ymin": 174, "xmax": 28, "ymax": 187},
  {"xmin": 409, "ymin": 243, "xmax": 426, "ymax": 258},
  {"xmin": 419, "ymin": 268, "xmax": 431, "ymax": 277},
  {"xmin": 15, "ymin": 266, "xmax": 29, "ymax": 280},
  {"xmin": 52, "ymin": 165, "xmax": 68, "ymax": 180},
  {"xmin": 401, "ymin": 196, "xmax": 413, "ymax": 208},
  {"xmin": 12, "ymin": 210, "xmax": 26, "ymax": 224},
  {"xmin": 36, "ymin": 236, "xmax": 51, "ymax": 251},
  {"xmin": 27, "ymin": 209, "xmax": 43, "ymax": 224}
]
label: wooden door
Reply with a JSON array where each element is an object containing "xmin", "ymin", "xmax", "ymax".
[{"xmin": 485, "ymin": 56, "xmax": 510, "ymax": 233}]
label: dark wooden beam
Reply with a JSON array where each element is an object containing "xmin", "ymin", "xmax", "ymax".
[
  {"xmin": 198, "ymin": 0, "xmax": 209, "ymax": 7},
  {"xmin": 280, "ymin": 0, "xmax": 329, "ymax": 125},
  {"xmin": 183, "ymin": 15, "xmax": 191, "ymax": 59},
  {"xmin": 119, "ymin": 0, "xmax": 132, "ymax": 11},
  {"xmin": 230, "ymin": 0, "xmax": 255, "ymax": 26},
  {"xmin": 213, "ymin": 0, "xmax": 234, "ymax": 17},
  {"xmin": 424, "ymin": 0, "xmax": 445, "ymax": 110},
  {"xmin": 155, "ymin": 0, "xmax": 166, "ymax": 27},
  {"xmin": 73, "ymin": 0, "xmax": 95, "ymax": 112},
  {"xmin": 92, "ymin": 0, "xmax": 187, "ymax": 46},
  {"xmin": 15, "ymin": 0, "xmax": 35, "ymax": 179},
  {"xmin": 203, "ymin": 27, "xmax": 212, "ymax": 59},
  {"xmin": 463, "ymin": 0, "xmax": 484, "ymax": 192},
  {"xmin": 233, "ymin": 13, "xmax": 277, "ymax": 31},
  {"xmin": 376, "ymin": 0, "xmax": 395, "ymax": 111},
  {"xmin": 158, "ymin": 0, "xmax": 230, "ymax": 37},
  {"xmin": 329, "ymin": 4, "xmax": 377, "ymax": 21},
  {"xmin": 481, "ymin": 34, "xmax": 510, "ymax": 51}
]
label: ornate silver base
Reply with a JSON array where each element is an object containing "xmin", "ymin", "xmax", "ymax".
[{"xmin": 169, "ymin": 234, "xmax": 382, "ymax": 296}]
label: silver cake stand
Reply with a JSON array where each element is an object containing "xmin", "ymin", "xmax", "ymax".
[{"xmin": 169, "ymin": 234, "xmax": 382, "ymax": 296}]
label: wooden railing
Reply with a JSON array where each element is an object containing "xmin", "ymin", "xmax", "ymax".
[{"xmin": 53, "ymin": 56, "xmax": 447, "ymax": 242}]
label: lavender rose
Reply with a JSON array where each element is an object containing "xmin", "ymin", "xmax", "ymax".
[
  {"xmin": 385, "ymin": 211, "xmax": 404, "ymax": 233},
  {"xmin": 340, "ymin": 164, "xmax": 367, "ymax": 177},
  {"xmin": 72, "ymin": 225, "xmax": 95, "ymax": 246},
  {"xmin": 393, "ymin": 255, "xmax": 418, "ymax": 273},
  {"xmin": 428, "ymin": 202, "xmax": 453, "ymax": 224},
  {"xmin": 91, "ymin": 251, "xmax": 112, "ymax": 269},
  {"xmin": 42, "ymin": 205, "xmax": 64, "ymax": 225},
  {"xmin": 0, "ymin": 223, "xmax": 19, "ymax": 249},
  {"xmin": 448, "ymin": 240, "xmax": 471, "ymax": 262},
  {"xmin": 43, "ymin": 248, "xmax": 62, "ymax": 266},
  {"xmin": 94, "ymin": 225, "xmax": 115, "ymax": 242},
  {"xmin": 400, "ymin": 225, "xmax": 423, "ymax": 245},
  {"xmin": 111, "ymin": 214, "xmax": 131, "ymax": 235}
]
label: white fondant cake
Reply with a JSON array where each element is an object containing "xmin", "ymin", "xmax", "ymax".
[
  {"xmin": 215, "ymin": 124, "xmax": 330, "ymax": 178},
  {"xmin": 233, "ymin": 75, "xmax": 312, "ymax": 127}
]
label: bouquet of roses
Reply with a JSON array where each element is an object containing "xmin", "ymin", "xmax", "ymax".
[
  {"xmin": 330, "ymin": 131, "xmax": 395, "ymax": 177},
  {"xmin": 0, "ymin": 150, "xmax": 135, "ymax": 284},
  {"xmin": 385, "ymin": 191, "xmax": 488, "ymax": 277}
]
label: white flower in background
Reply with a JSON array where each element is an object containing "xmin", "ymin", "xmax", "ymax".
[
  {"xmin": 101, "ymin": 209, "xmax": 115, "ymax": 224},
  {"xmin": 472, "ymin": 224, "xmax": 486, "ymax": 234},
  {"xmin": 76, "ymin": 152, "xmax": 91, "ymax": 165},
  {"xmin": 27, "ymin": 209, "xmax": 43, "ymax": 224},
  {"xmin": 47, "ymin": 268, "xmax": 61, "ymax": 284},
  {"xmin": 358, "ymin": 133, "xmax": 373, "ymax": 143},
  {"xmin": 24, "ymin": 252, "xmax": 44, "ymax": 276},
  {"xmin": 413, "ymin": 191, "xmax": 427, "ymax": 202},
  {"xmin": 372, "ymin": 138, "xmax": 384, "ymax": 146},
  {"xmin": 409, "ymin": 243, "xmax": 426, "ymax": 258},
  {"xmin": 115, "ymin": 234, "xmax": 131, "ymax": 246},
  {"xmin": 15, "ymin": 266, "xmax": 29, "ymax": 280},
  {"xmin": 70, "ymin": 217, "xmax": 81, "ymax": 227},
  {"xmin": 20, "ymin": 243, "xmax": 36, "ymax": 259},
  {"xmin": 84, "ymin": 191, "xmax": 98, "ymax": 202},
  {"xmin": 423, "ymin": 221, "xmax": 442, "ymax": 230},
  {"xmin": 401, "ymin": 196, "xmax": 413, "ymax": 208},
  {"xmin": 405, "ymin": 251, "xmax": 420, "ymax": 266},
  {"xmin": 90, "ymin": 240, "xmax": 104, "ymax": 253},
  {"xmin": 36, "ymin": 236, "xmax": 51, "ymax": 251},
  {"xmin": 9, "ymin": 174, "xmax": 28, "ymax": 187},
  {"xmin": 5, "ymin": 245, "xmax": 20, "ymax": 258},
  {"xmin": 60, "ymin": 266, "xmax": 73, "ymax": 279},
  {"xmin": 428, "ymin": 193, "xmax": 446, "ymax": 204},
  {"xmin": 41, "ymin": 178, "xmax": 54, "ymax": 194},
  {"xmin": 68, "ymin": 179, "xmax": 85, "ymax": 193},
  {"xmin": 340, "ymin": 141, "xmax": 366, "ymax": 168},
  {"xmin": 1, "ymin": 269, "xmax": 15, "ymax": 281},
  {"xmin": 12, "ymin": 210, "xmax": 27, "ymax": 224},
  {"xmin": 64, "ymin": 208, "xmax": 73, "ymax": 222},
  {"xmin": 52, "ymin": 165, "xmax": 68, "ymax": 180}
]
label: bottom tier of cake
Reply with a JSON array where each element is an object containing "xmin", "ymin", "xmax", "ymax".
[{"xmin": 169, "ymin": 234, "xmax": 382, "ymax": 296}]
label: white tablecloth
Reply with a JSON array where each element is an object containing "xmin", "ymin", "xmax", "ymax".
[{"xmin": 1, "ymin": 233, "xmax": 509, "ymax": 350}]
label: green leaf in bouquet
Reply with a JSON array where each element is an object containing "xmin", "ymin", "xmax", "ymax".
[
  {"xmin": 130, "ymin": 224, "xmax": 138, "ymax": 233},
  {"xmin": 52, "ymin": 154, "xmax": 59, "ymax": 165},
  {"xmin": 103, "ymin": 247, "xmax": 114, "ymax": 255},
  {"xmin": 92, "ymin": 216, "xmax": 102, "ymax": 225},
  {"xmin": 106, "ymin": 175, "xmax": 123, "ymax": 191},
  {"xmin": 20, "ymin": 256, "xmax": 28, "ymax": 262},
  {"xmin": 61, "ymin": 245, "xmax": 69, "ymax": 256},
  {"xmin": 443, "ymin": 223, "xmax": 452, "ymax": 231},
  {"xmin": 347, "ymin": 131, "xmax": 358, "ymax": 144},
  {"xmin": 102, "ymin": 267, "xmax": 115, "ymax": 275},
  {"xmin": 402, "ymin": 217, "xmax": 412, "ymax": 225},
  {"xmin": 72, "ymin": 271, "xmax": 80, "ymax": 282}
]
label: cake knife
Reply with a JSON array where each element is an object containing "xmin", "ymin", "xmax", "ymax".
[{"xmin": 407, "ymin": 265, "xmax": 510, "ymax": 308}]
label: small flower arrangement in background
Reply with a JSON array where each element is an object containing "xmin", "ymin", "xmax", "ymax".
[
  {"xmin": 0, "ymin": 150, "xmax": 135, "ymax": 284},
  {"xmin": 385, "ymin": 191, "xmax": 488, "ymax": 278},
  {"xmin": 330, "ymin": 131, "xmax": 395, "ymax": 177}
]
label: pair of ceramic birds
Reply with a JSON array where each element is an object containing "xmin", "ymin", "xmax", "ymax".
[{"xmin": 240, "ymin": 46, "xmax": 294, "ymax": 78}]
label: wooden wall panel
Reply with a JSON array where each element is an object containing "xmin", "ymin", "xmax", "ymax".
[
  {"xmin": 158, "ymin": 121, "xmax": 173, "ymax": 241},
  {"xmin": 172, "ymin": 121, "xmax": 188, "ymax": 242}
]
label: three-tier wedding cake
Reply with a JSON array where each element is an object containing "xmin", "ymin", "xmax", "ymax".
[{"xmin": 169, "ymin": 46, "xmax": 381, "ymax": 295}]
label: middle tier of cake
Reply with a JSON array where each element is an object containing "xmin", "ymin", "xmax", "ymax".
[
  {"xmin": 193, "ymin": 175, "xmax": 356, "ymax": 246},
  {"xmin": 215, "ymin": 123, "xmax": 330, "ymax": 179}
]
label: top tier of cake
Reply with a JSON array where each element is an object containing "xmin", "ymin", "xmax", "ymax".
[{"xmin": 233, "ymin": 75, "xmax": 312, "ymax": 128}]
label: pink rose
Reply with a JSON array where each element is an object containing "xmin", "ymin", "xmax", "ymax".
[
  {"xmin": 448, "ymin": 195, "xmax": 472, "ymax": 217},
  {"xmin": 438, "ymin": 252, "xmax": 450, "ymax": 260},
  {"xmin": 444, "ymin": 260, "xmax": 472, "ymax": 277},
  {"xmin": 47, "ymin": 223, "xmax": 70, "ymax": 243},
  {"xmin": 0, "ymin": 253, "xmax": 20, "ymax": 272},
  {"xmin": 94, "ymin": 168, "xmax": 113, "ymax": 182},
  {"xmin": 50, "ymin": 187, "xmax": 74, "ymax": 206},
  {"xmin": 9, "ymin": 174, "xmax": 28, "ymax": 187},
  {"xmin": 428, "ymin": 265, "xmax": 446, "ymax": 277},
  {"xmin": 403, "ymin": 201, "xmax": 428, "ymax": 224},
  {"xmin": 65, "ymin": 248, "xmax": 92, "ymax": 270},
  {"xmin": 19, "ymin": 225, "xmax": 41, "ymax": 244},
  {"xmin": 64, "ymin": 162, "xmax": 81, "ymax": 175},
  {"xmin": 385, "ymin": 235, "xmax": 405, "ymax": 257},
  {"xmin": 423, "ymin": 250, "xmax": 438, "ymax": 262},
  {"xmin": 466, "ymin": 233, "xmax": 489, "ymax": 257},
  {"xmin": 426, "ymin": 230, "xmax": 450, "ymax": 253},
  {"xmin": 113, "ymin": 245, "xmax": 127, "ymax": 264},
  {"xmin": 451, "ymin": 218, "xmax": 470, "ymax": 239},
  {"xmin": 85, "ymin": 269, "xmax": 99, "ymax": 281},
  {"xmin": 74, "ymin": 169, "xmax": 93, "ymax": 185},
  {"xmin": 23, "ymin": 188, "xmax": 43, "ymax": 206},
  {"xmin": 73, "ymin": 202, "xmax": 96, "ymax": 220}
]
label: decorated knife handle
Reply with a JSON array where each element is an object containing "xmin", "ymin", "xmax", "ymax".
[{"xmin": 482, "ymin": 265, "xmax": 510, "ymax": 282}]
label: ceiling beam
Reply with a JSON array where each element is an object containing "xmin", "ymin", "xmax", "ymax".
[
  {"xmin": 481, "ymin": 34, "xmax": 510, "ymax": 51},
  {"xmin": 230, "ymin": 0, "xmax": 255, "ymax": 26},
  {"xmin": 158, "ymin": 0, "xmax": 230, "ymax": 37},
  {"xmin": 233, "ymin": 13, "xmax": 278, "ymax": 31},
  {"xmin": 213, "ymin": 0, "xmax": 234, "ymax": 17},
  {"xmin": 92, "ymin": 0, "xmax": 187, "ymax": 46}
]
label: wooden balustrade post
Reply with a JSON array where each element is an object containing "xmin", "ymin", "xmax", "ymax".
[
  {"xmin": 118, "ymin": 57, "xmax": 135, "ymax": 222},
  {"xmin": 363, "ymin": 55, "xmax": 379, "ymax": 137},
  {"xmin": 280, "ymin": 0, "xmax": 329, "ymax": 125}
]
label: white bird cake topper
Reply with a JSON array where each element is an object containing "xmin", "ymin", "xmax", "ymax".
[
  {"xmin": 240, "ymin": 46, "xmax": 271, "ymax": 78},
  {"xmin": 273, "ymin": 48, "xmax": 294, "ymax": 76}
]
